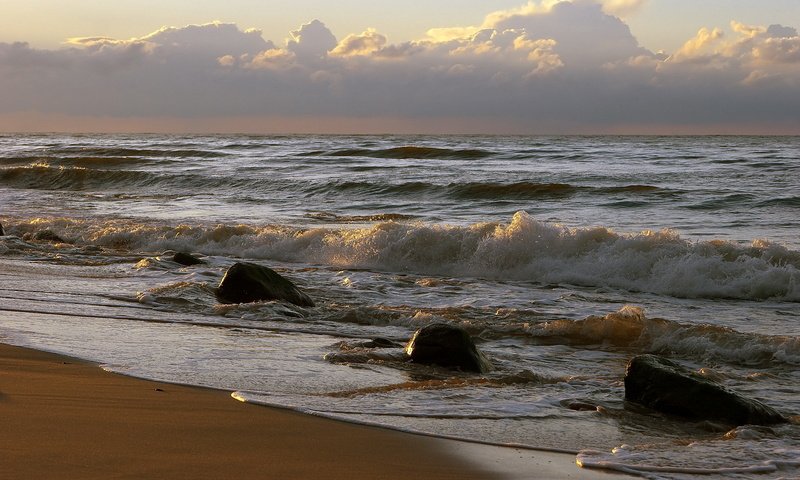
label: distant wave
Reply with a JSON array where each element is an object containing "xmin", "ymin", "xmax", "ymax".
[
  {"xmin": 304, "ymin": 211, "xmax": 418, "ymax": 223},
  {"xmin": 0, "ymin": 147, "xmax": 227, "ymax": 169},
  {"xmin": 450, "ymin": 182, "xmax": 664, "ymax": 199},
  {"xmin": 0, "ymin": 164, "xmax": 298, "ymax": 192},
  {"xmin": 47, "ymin": 146, "xmax": 228, "ymax": 158},
  {"xmin": 0, "ymin": 164, "xmax": 670, "ymax": 200},
  {"xmin": 757, "ymin": 197, "xmax": 800, "ymax": 208},
  {"xmin": 3, "ymin": 165, "xmax": 671, "ymax": 201},
  {"xmin": 0, "ymin": 165, "xmax": 197, "ymax": 191},
  {"xmin": 5, "ymin": 212, "xmax": 799, "ymax": 302},
  {"xmin": 306, "ymin": 180, "xmax": 432, "ymax": 196},
  {"xmin": 306, "ymin": 146, "xmax": 495, "ymax": 160},
  {"xmin": 450, "ymin": 182, "xmax": 576, "ymax": 199},
  {"xmin": 687, "ymin": 194, "xmax": 757, "ymax": 210},
  {"xmin": 309, "ymin": 180, "xmax": 668, "ymax": 200},
  {"xmin": 0, "ymin": 156, "xmax": 160, "ymax": 168}
]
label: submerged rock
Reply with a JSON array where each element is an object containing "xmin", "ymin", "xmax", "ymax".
[
  {"xmin": 173, "ymin": 252, "xmax": 205, "ymax": 266},
  {"xmin": 216, "ymin": 262, "xmax": 314, "ymax": 307},
  {"xmin": 357, "ymin": 338, "xmax": 404, "ymax": 349},
  {"xmin": 624, "ymin": 354, "xmax": 786, "ymax": 426},
  {"xmin": 29, "ymin": 230, "xmax": 67, "ymax": 243},
  {"xmin": 404, "ymin": 323, "xmax": 492, "ymax": 373}
]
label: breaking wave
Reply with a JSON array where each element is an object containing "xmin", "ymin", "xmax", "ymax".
[
  {"xmin": 525, "ymin": 306, "xmax": 800, "ymax": 365},
  {"xmin": 4, "ymin": 212, "xmax": 799, "ymax": 302}
]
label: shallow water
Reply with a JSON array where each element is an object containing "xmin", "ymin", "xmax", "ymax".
[{"xmin": 1, "ymin": 134, "xmax": 799, "ymax": 478}]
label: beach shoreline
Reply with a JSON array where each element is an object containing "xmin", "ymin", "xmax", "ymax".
[{"xmin": 0, "ymin": 341, "xmax": 630, "ymax": 479}]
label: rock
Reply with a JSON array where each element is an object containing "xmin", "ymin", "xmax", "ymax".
[
  {"xmin": 173, "ymin": 252, "xmax": 205, "ymax": 266},
  {"xmin": 216, "ymin": 262, "xmax": 314, "ymax": 307},
  {"xmin": 561, "ymin": 399, "xmax": 600, "ymax": 412},
  {"xmin": 624, "ymin": 355, "xmax": 786, "ymax": 426},
  {"xmin": 32, "ymin": 230, "xmax": 67, "ymax": 243},
  {"xmin": 358, "ymin": 338, "xmax": 404, "ymax": 349},
  {"xmin": 404, "ymin": 323, "xmax": 492, "ymax": 373},
  {"xmin": 0, "ymin": 222, "xmax": 4, "ymax": 236}
]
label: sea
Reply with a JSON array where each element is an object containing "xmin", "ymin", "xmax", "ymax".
[{"xmin": 1, "ymin": 134, "xmax": 798, "ymax": 479}]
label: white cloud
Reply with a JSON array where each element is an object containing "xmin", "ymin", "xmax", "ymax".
[
  {"xmin": 665, "ymin": 21, "xmax": 800, "ymax": 77},
  {"xmin": 670, "ymin": 27, "xmax": 724, "ymax": 62},
  {"xmin": 485, "ymin": 1, "xmax": 649, "ymax": 67},
  {"xmin": 331, "ymin": 29, "xmax": 387, "ymax": 57},
  {"xmin": 598, "ymin": 0, "xmax": 647, "ymax": 17}
]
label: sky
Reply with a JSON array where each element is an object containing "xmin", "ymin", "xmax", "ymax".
[{"xmin": 1, "ymin": 0, "xmax": 799, "ymax": 134}]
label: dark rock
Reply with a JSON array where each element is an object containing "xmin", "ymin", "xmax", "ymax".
[
  {"xmin": 32, "ymin": 230, "xmax": 67, "ymax": 243},
  {"xmin": 404, "ymin": 323, "xmax": 492, "ymax": 373},
  {"xmin": 624, "ymin": 354, "xmax": 786, "ymax": 426},
  {"xmin": 216, "ymin": 262, "xmax": 314, "ymax": 307},
  {"xmin": 0, "ymin": 222, "xmax": 4, "ymax": 236},
  {"xmin": 173, "ymin": 252, "xmax": 205, "ymax": 266}
]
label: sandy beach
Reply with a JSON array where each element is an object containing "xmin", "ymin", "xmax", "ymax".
[{"xmin": 0, "ymin": 342, "xmax": 630, "ymax": 479}]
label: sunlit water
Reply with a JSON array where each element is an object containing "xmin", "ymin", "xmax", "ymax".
[{"xmin": 1, "ymin": 134, "xmax": 799, "ymax": 479}]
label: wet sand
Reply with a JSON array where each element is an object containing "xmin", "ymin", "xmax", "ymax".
[{"xmin": 0, "ymin": 342, "xmax": 628, "ymax": 479}]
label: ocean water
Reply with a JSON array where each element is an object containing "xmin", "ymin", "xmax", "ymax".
[{"xmin": 1, "ymin": 134, "xmax": 799, "ymax": 478}]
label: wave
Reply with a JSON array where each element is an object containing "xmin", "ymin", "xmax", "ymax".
[
  {"xmin": 757, "ymin": 196, "xmax": 800, "ymax": 208},
  {"xmin": 1, "ymin": 161, "xmax": 670, "ymax": 203},
  {"xmin": 305, "ymin": 180, "xmax": 432, "ymax": 196},
  {"xmin": 304, "ymin": 211, "xmax": 418, "ymax": 223},
  {"xmin": 5, "ymin": 212, "xmax": 799, "ymax": 302},
  {"xmin": 47, "ymin": 146, "xmax": 228, "ymax": 158},
  {"xmin": 0, "ymin": 164, "xmax": 295, "ymax": 193},
  {"xmin": 0, "ymin": 156, "xmax": 161, "ymax": 168},
  {"xmin": 451, "ymin": 183, "xmax": 665, "ymax": 199},
  {"xmin": 526, "ymin": 306, "xmax": 800, "ymax": 365},
  {"xmin": 310, "ymin": 180, "xmax": 667, "ymax": 200},
  {"xmin": 308, "ymin": 146, "xmax": 495, "ymax": 160},
  {"xmin": 687, "ymin": 194, "xmax": 757, "ymax": 210},
  {"xmin": 0, "ymin": 165, "xmax": 190, "ymax": 191},
  {"xmin": 450, "ymin": 182, "xmax": 577, "ymax": 199}
]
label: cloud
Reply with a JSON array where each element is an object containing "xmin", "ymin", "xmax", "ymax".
[
  {"xmin": 666, "ymin": 21, "xmax": 800, "ymax": 72},
  {"xmin": 0, "ymin": 2, "xmax": 799, "ymax": 134},
  {"xmin": 331, "ymin": 29, "xmax": 387, "ymax": 57},
  {"xmin": 485, "ymin": 0, "xmax": 649, "ymax": 67},
  {"xmin": 598, "ymin": 0, "xmax": 647, "ymax": 17},
  {"xmin": 67, "ymin": 22, "xmax": 272, "ymax": 62},
  {"xmin": 287, "ymin": 19, "xmax": 337, "ymax": 62},
  {"xmin": 671, "ymin": 27, "xmax": 724, "ymax": 61},
  {"xmin": 428, "ymin": 0, "xmax": 647, "ymax": 65}
]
